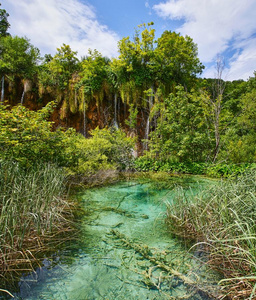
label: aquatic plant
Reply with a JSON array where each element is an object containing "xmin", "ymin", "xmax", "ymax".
[
  {"xmin": 0, "ymin": 161, "xmax": 75, "ymax": 285},
  {"xmin": 166, "ymin": 170, "xmax": 256, "ymax": 299},
  {"xmin": 110, "ymin": 229, "xmax": 220, "ymax": 299}
]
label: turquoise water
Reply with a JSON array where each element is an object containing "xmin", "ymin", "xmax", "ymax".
[{"xmin": 12, "ymin": 178, "xmax": 220, "ymax": 299}]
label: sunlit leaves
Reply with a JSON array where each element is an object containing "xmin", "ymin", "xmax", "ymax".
[
  {"xmin": 38, "ymin": 44, "xmax": 79, "ymax": 91},
  {"xmin": 148, "ymin": 86, "xmax": 211, "ymax": 162},
  {"xmin": 0, "ymin": 3, "xmax": 10, "ymax": 37},
  {"xmin": 0, "ymin": 35, "xmax": 40, "ymax": 79},
  {"xmin": 67, "ymin": 127, "xmax": 135, "ymax": 175},
  {"xmin": 0, "ymin": 102, "xmax": 78, "ymax": 167},
  {"xmin": 79, "ymin": 49, "xmax": 109, "ymax": 97}
]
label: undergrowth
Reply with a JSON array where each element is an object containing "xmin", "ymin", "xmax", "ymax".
[
  {"xmin": 0, "ymin": 161, "xmax": 76, "ymax": 292},
  {"xmin": 134, "ymin": 156, "xmax": 256, "ymax": 178},
  {"xmin": 165, "ymin": 170, "xmax": 256, "ymax": 299}
]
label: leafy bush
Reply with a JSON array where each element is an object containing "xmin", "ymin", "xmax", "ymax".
[
  {"xmin": 67, "ymin": 127, "xmax": 135, "ymax": 176},
  {"xmin": 135, "ymin": 156, "xmax": 256, "ymax": 177},
  {"xmin": 205, "ymin": 163, "xmax": 256, "ymax": 178},
  {"xmin": 134, "ymin": 157, "xmax": 207, "ymax": 174},
  {"xmin": 0, "ymin": 102, "xmax": 135, "ymax": 179},
  {"xmin": 0, "ymin": 102, "xmax": 78, "ymax": 168}
]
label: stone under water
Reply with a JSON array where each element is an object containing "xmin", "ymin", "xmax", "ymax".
[{"xmin": 13, "ymin": 178, "xmax": 220, "ymax": 300}]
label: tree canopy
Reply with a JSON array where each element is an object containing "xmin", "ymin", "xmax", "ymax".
[
  {"xmin": 0, "ymin": 3, "xmax": 10, "ymax": 37},
  {"xmin": 0, "ymin": 18, "xmax": 255, "ymax": 165}
]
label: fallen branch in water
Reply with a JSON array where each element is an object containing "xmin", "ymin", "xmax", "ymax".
[
  {"xmin": 110, "ymin": 229, "xmax": 220, "ymax": 299},
  {"xmin": 0, "ymin": 288, "xmax": 14, "ymax": 298}
]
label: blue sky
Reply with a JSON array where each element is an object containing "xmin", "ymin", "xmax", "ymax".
[{"xmin": 3, "ymin": 0, "xmax": 256, "ymax": 80}]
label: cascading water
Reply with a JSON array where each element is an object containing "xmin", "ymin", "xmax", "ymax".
[
  {"xmin": 144, "ymin": 86, "xmax": 154, "ymax": 151},
  {"xmin": 20, "ymin": 90, "xmax": 25, "ymax": 105},
  {"xmin": 83, "ymin": 97, "xmax": 87, "ymax": 137},
  {"xmin": 144, "ymin": 116, "xmax": 150, "ymax": 150},
  {"xmin": 1, "ymin": 76, "xmax": 4, "ymax": 103},
  {"xmin": 113, "ymin": 93, "xmax": 119, "ymax": 128}
]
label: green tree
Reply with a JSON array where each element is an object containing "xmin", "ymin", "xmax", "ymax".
[
  {"xmin": 76, "ymin": 49, "xmax": 110, "ymax": 135},
  {"xmin": 38, "ymin": 44, "xmax": 80, "ymax": 121},
  {"xmin": 39, "ymin": 44, "xmax": 79, "ymax": 91},
  {"xmin": 0, "ymin": 102, "xmax": 78, "ymax": 167},
  {"xmin": 0, "ymin": 3, "xmax": 10, "ymax": 37},
  {"xmin": 154, "ymin": 30, "xmax": 204, "ymax": 93},
  {"xmin": 79, "ymin": 50, "xmax": 109, "ymax": 101},
  {"xmin": 148, "ymin": 86, "xmax": 211, "ymax": 162},
  {"xmin": 0, "ymin": 35, "xmax": 40, "ymax": 79},
  {"xmin": 111, "ymin": 23, "xmax": 158, "ymax": 149},
  {"xmin": 221, "ymin": 75, "xmax": 256, "ymax": 163},
  {"xmin": 112, "ymin": 23, "xmax": 204, "ymax": 149},
  {"xmin": 0, "ymin": 35, "xmax": 40, "ymax": 103},
  {"xmin": 111, "ymin": 23, "xmax": 156, "ymax": 106}
]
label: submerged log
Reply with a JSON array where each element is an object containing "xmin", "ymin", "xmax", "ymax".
[{"xmin": 110, "ymin": 229, "xmax": 220, "ymax": 299}]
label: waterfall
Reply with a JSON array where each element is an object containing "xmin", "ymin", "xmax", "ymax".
[
  {"xmin": 113, "ymin": 93, "xmax": 118, "ymax": 128},
  {"xmin": 1, "ymin": 76, "xmax": 4, "ymax": 103},
  {"xmin": 21, "ymin": 90, "xmax": 25, "ymax": 105},
  {"xmin": 144, "ymin": 116, "xmax": 150, "ymax": 151},
  {"xmin": 83, "ymin": 99, "xmax": 87, "ymax": 137},
  {"xmin": 144, "ymin": 86, "xmax": 154, "ymax": 151},
  {"xmin": 75, "ymin": 89, "xmax": 77, "ymax": 108}
]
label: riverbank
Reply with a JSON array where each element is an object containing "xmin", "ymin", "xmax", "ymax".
[
  {"xmin": 165, "ymin": 170, "xmax": 256, "ymax": 299},
  {"xmin": 0, "ymin": 161, "xmax": 80, "ymax": 298},
  {"xmin": 1, "ymin": 165, "xmax": 255, "ymax": 299},
  {"xmin": 8, "ymin": 178, "xmax": 221, "ymax": 299}
]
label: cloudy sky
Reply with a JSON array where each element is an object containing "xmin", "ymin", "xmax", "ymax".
[{"xmin": 2, "ymin": 0, "xmax": 256, "ymax": 80}]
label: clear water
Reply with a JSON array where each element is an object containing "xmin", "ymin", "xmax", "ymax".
[{"xmin": 11, "ymin": 178, "xmax": 220, "ymax": 300}]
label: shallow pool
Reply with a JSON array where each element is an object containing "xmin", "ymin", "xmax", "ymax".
[{"xmin": 12, "ymin": 178, "xmax": 220, "ymax": 299}]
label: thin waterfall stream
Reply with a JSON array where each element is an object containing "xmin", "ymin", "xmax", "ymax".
[{"xmin": 10, "ymin": 178, "xmax": 221, "ymax": 300}]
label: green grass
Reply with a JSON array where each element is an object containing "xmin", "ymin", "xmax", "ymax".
[
  {"xmin": 0, "ymin": 160, "xmax": 74, "ymax": 283},
  {"xmin": 165, "ymin": 170, "xmax": 256, "ymax": 299}
]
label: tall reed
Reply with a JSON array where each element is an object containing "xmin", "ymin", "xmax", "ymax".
[
  {"xmin": 166, "ymin": 170, "xmax": 256, "ymax": 299},
  {"xmin": 0, "ymin": 160, "xmax": 72, "ymax": 279}
]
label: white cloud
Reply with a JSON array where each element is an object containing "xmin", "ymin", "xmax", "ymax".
[
  {"xmin": 227, "ymin": 39, "xmax": 256, "ymax": 81},
  {"xmin": 153, "ymin": 0, "xmax": 256, "ymax": 80},
  {"xmin": 145, "ymin": 1, "xmax": 150, "ymax": 9},
  {"xmin": 4, "ymin": 0, "xmax": 119, "ymax": 58}
]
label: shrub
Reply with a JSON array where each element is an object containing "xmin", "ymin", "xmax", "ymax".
[
  {"xmin": 0, "ymin": 102, "xmax": 78, "ymax": 168},
  {"xmin": 135, "ymin": 155, "xmax": 256, "ymax": 177},
  {"xmin": 66, "ymin": 127, "xmax": 135, "ymax": 176}
]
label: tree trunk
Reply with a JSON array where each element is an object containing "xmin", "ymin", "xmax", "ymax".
[{"xmin": 211, "ymin": 57, "xmax": 225, "ymax": 162}]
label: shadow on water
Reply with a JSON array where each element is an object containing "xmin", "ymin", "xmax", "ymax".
[{"xmin": 4, "ymin": 177, "xmax": 221, "ymax": 300}]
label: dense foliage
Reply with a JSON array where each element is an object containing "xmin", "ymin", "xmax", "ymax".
[
  {"xmin": 0, "ymin": 6, "xmax": 255, "ymax": 298},
  {"xmin": 0, "ymin": 102, "xmax": 77, "ymax": 167},
  {"xmin": 0, "ymin": 101, "xmax": 134, "ymax": 286},
  {"xmin": 0, "ymin": 102, "xmax": 134, "ymax": 174},
  {"xmin": 0, "ymin": 16, "xmax": 255, "ymax": 166},
  {"xmin": 0, "ymin": 3, "xmax": 10, "ymax": 37},
  {"xmin": 67, "ymin": 127, "xmax": 135, "ymax": 177},
  {"xmin": 0, "ymin": 35, "xmax": 40, "ymax": 80}
]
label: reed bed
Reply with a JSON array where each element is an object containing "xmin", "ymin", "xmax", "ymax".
[
  {"xmin": 166, "ymin": 170, "xmax": 256, "ymax": 299},
  {"xmin": 0, "ymin": 160, "xmax": 75, "ymax": 285}
]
